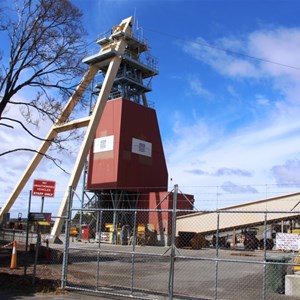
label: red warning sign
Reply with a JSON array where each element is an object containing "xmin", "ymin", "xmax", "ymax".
[{"xmin": 32, "ymin": 179, "xmax": 56, "ymax": 197}]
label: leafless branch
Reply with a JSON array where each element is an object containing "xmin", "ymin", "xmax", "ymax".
[
  {"xmin": 0, "ymin": 0, "xmax": 88, "ymax": 164},
  {"xmin": 0, "ymin": 148, "xmax": 69, "ymax": 174},
  {"xmin": 0, "ymin": 117, "xmax": 54, "ymax": 141}
]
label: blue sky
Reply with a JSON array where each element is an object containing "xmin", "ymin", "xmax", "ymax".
[{"xmin": 2, "ymin": 0, "xmax": 300, "ymax": 216}]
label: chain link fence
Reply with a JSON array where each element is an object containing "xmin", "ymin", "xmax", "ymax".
[
  {"xmin": 58, "ymin": 189, "xmax": 300, "ymax": 300},
  {"xmin": 3, "ymin": 188, "xmax": 300, "ymax": 299}
]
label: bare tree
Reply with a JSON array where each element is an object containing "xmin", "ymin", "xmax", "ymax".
[{"xmin": 0, "ymin": 0, "xmax": 88, "ymax": 162}]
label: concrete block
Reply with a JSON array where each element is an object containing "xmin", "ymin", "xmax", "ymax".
[{"xmin": 285, "ymin": 274, "xmax": 300, "ymax": 296}]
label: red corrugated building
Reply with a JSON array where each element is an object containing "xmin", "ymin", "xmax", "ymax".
[{"xmin": 86, "ymin": 98, "xmax": 168, "ymax": 192}]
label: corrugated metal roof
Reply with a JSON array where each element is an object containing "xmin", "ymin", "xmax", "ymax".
[{"xmin": 176, "ymin": 192, "xmax": 300, "ymax": 234}]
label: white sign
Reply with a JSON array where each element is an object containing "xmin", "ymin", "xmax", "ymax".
[
  {"xmin": 276, "ymin": 233, "xmax": 300, "ymax": 251},
  {"xmin": 93, "ymin": 135, "xmax": 114, "ymax": 153},
  {"xmin": 132, "ymin": 138, "xmax": 152, "ymax": 157}
]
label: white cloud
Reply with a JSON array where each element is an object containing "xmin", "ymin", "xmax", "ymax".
[
  {"xmin": 183, "ymin": 27, "xmax": 300, "ymax": 105},
  {"xmin": 255, "ymin": 94, "xmax": 270, "ymax": 107},
  {"xmin": 248, "ymin": 27, "xmax": 300, "ymax": 75},
  {"xmin": 227, "ymin": 85, "xmax": 240, "ymax": 100},
  {"xmin": 187, "ymin": 77, "xmax": 213, "ymax": 99},
  {"xmin": 165, "ymin": 111, "xmax": 219, "ymax": 164},
  {"xmin": 271, "ymin": 159, "xmax": 300, "ymax": 185},
  {"xmin": 221, "ymin": 181, "xmax": 258, "ymax": 194},
  {"xmin": 214, "ymin": 168, "xmax": 252, "ymax": 177},
  {"xmin": 165, "ymin": 97, "xmax": 300, "ymax": 208},
  {"xmin": 183, "ymin": 37, "xmax": 259, "ymax": 78}
]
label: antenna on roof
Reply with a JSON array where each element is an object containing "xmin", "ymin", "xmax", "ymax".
[{"xmin": 132, "ymin": 9, "xmax": 144, "ymax": 41}]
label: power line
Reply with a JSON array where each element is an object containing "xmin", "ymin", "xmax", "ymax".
[{"xmin": 144, "ymin": 27, "xmax": 300, "ymax": 72}]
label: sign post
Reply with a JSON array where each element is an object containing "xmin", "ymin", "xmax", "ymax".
[{"xmin": 31, "ymin": 179, "xmax": 55, "ymax": 285}]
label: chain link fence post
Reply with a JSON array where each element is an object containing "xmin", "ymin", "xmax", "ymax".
[
  {"xmin": 214, "ymin": 211, "xmax": 220, "ymax": 300},
  {"xmin": 168, "ymin": 184, "xmax": 178, "ymax": 300},
  {"xmin": 96, "ymin": 209, "xmax": 103, "ymax": 290},
  {"xmin": 262, "ymin": 211, "xmax": 267, "ymax": 300},
  {"xmin": 130, "ymin": 210, "xmax": 138, "ymax": 295}
]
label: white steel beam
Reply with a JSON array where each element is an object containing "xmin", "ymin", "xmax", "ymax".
[
  {"xmin": 0, "ymin": 65, "xmax": 98, "ymax": 222},
  {"xmin": 54, "ymin": 116, "xmax": 91, "ymax": 133}
]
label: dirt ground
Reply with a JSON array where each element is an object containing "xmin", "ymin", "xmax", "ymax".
[{"xmin": 0, "ymin": 243, "xmax": 63, "ymax": 294}]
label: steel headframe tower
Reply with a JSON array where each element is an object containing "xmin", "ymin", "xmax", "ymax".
[
  {"xmin": 0, "ymin": 17, "xmax": 140, "ymax": 239},
  {"xmin": 83, "ymin": 22, "xmax": 169, "ymax": 233}
]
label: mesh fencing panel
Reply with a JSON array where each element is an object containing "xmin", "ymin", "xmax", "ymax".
[
  {"xmin": 2, "ymin": 207, "xmax": 300, "ymax": 298},
  {"xmin": 60, "ymin": 208, "xmax": 300, "ymax": 299}
]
